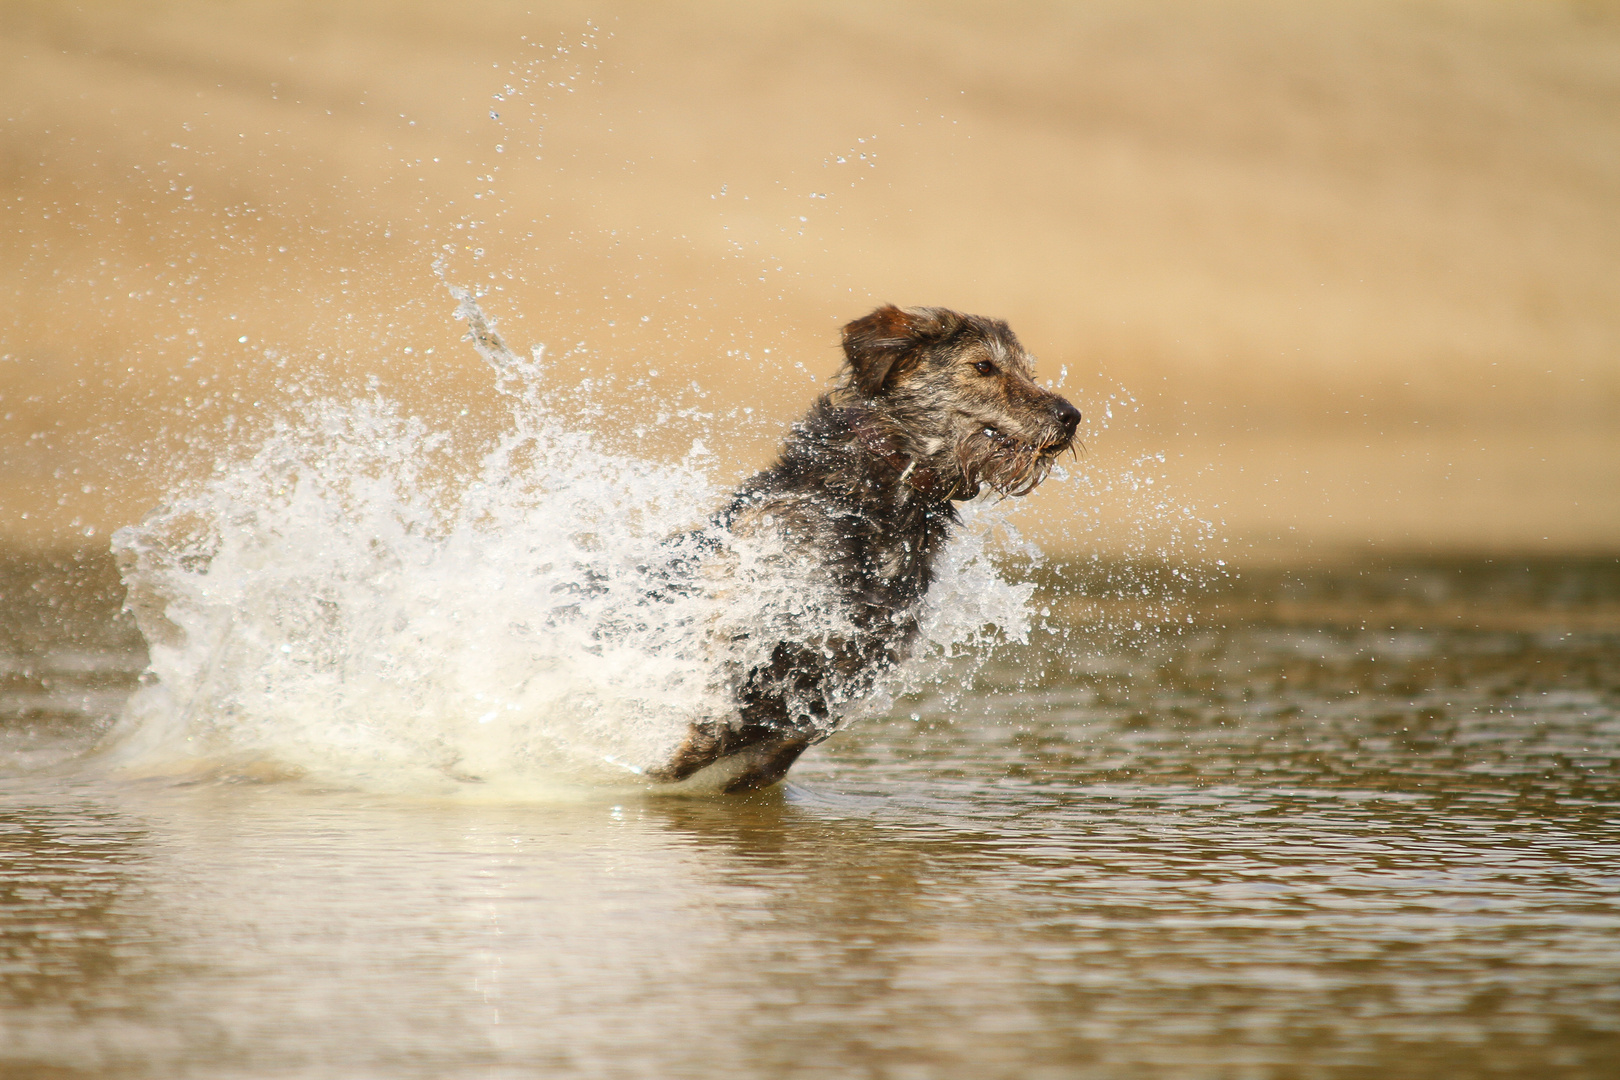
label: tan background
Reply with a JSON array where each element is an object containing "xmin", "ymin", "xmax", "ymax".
[{"xmin": 2, "ymin": 0, "xmax": 1617, "ymax": 560}]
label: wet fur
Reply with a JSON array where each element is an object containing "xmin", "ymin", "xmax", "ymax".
[{"xmin": 652, "ymin": 305, "xmax": 1080, "ymax": 792}]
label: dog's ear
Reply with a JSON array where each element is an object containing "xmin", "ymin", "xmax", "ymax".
[{"xmin": 841, "ymin": 305, "xmax": 959, "ymax": 396}]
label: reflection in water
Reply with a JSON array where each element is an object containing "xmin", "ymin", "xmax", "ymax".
[{"xmin": 1, "ymin": 552, "xmax": 1618, "ymax": 1077}]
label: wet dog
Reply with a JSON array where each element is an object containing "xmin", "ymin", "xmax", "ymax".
[{"xmin": 651, "ymin": 305, "xmax": 1080, "ymax": 791}]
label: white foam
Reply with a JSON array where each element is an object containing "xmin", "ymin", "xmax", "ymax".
[{"xmin": 105, "ymin": 292, "xmax": 1032, "ymax": 794}]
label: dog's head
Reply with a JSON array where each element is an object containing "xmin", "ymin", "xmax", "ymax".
[{"xmin": 837, "ymin": 305, "xmax": 1081, "ymax": 499}]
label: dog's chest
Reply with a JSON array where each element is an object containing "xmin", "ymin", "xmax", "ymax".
[
  {"xmin": 864, "ymin": 525, "xmax": 936, "ymax": 600},
  {"xmin": 729, "ymin": 488, "xmax": 945, "ymax": 610},
  {"xmin": 834, "ymin": 496, "xmax": 952, "ymax": 616}
]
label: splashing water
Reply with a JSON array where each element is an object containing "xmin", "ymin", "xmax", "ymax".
[{"xmin": 105, "ymin": 292, "xmax": 1033, "ymax": 794}]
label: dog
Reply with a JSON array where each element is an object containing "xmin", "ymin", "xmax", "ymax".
[{"xmin": 650, "ymin": 304, "xmax": 1081, "ymax": 792}]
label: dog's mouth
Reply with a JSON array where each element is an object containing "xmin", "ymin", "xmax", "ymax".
[
  {"xmin": 981, "ymin": 425, "xmax": 1071, "ymax": 458},
  {"xmin": 959, "ymin": 424, "xmax": 1071, "ymax": 498}
]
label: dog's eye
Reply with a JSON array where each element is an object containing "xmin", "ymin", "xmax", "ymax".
[{"xmin": 973, "ymin": 360, "xmax": 996, "ymax": 376}]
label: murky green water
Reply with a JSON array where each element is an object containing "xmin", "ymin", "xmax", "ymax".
[{"xmin": 3, "ymin": 550, "xmax": 1618, "ymax": 1078}]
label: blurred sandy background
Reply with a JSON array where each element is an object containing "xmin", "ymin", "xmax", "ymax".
[{"xmin": 2, "ymin": 0, "xmax": 1617, "ymax": 560}]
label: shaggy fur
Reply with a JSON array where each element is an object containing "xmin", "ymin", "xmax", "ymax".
[{"xmin": 651, "ymin": 304, "xmax": 1081, "ymax": 791}]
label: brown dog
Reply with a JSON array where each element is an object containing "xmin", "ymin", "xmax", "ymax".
[{"xmin": 653, "ymin": 305, "xmax": 1080, "ymax": 791}]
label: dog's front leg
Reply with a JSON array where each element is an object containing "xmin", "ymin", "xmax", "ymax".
[{"xmin": 649, "ymin": 638, "xmax": 834, "ymax": 788}]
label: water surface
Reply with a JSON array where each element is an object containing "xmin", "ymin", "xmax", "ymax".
[{"xmin": 2, "ymin": 550, "xmax": 1617, "ymax": 1078}]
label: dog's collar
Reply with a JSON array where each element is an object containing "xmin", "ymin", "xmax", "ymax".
[{"xmin": 842, "ymin": 408, "xmax": 964, "ymax": 503}]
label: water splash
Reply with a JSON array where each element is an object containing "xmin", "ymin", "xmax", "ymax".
[{"xmin": 105, "ymin": 292, "xmax": 1032, "ymax": 794}]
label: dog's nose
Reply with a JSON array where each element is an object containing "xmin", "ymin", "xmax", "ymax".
[{"xmin": 1052, "ymin": 399, "xmax": 1081, "ymax": 437}]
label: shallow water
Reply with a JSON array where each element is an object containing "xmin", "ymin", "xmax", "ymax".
[{"xmin": 2, "ymin": 549, "xmax": 1617, "ymax": 1078}]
